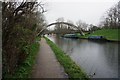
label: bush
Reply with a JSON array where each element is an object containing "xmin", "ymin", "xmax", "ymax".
[{"xmin": 3, "ymin": 42, "xmax": 39, "ymax": 78}]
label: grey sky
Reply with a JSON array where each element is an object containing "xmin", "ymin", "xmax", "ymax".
[{"xmin": 43, "ymin": 0, "xmax": 119, "ymax": 26}]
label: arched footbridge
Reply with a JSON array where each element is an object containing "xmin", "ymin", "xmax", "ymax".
[{"xmin": 38, "ymin": 22, "xmax": 84, "ymax": 36}]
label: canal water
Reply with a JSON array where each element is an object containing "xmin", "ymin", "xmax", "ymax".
[{"xmin": 46, "ymin": 35, "xmax": 119, "ymax": 78}]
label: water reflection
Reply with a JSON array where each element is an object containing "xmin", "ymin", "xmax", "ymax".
[{"xmin": 46, "ymin": 35, "xmax": 118, "ymax": 78}]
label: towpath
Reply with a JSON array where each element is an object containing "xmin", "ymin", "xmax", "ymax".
[{"xmin": 32, "ymin": 38, "xmax": 67, "ymax": 78}]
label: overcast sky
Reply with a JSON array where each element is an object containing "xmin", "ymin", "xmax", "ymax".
[{"xmin": 42, "ymin": 0, "xmax": 119, "ymax": 26}]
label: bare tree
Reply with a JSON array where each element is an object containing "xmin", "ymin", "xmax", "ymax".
[
  {"xmin": 2, "ymin": 0, "xmax": 47, "ymax": 77},
  {"xmin": 100, "ymin": 1, "xmax": 120, "ymax": 28},
  {"xmin": 76, "ymin": 20, "xmax": 88, "ymax": 31},
  {"xmin": 67, "ymin": 20, "xmax": 75, "ymax": 30},
  {"xmin": 54, "ymin": 17, "xmax": 65, "ymax": 34}
]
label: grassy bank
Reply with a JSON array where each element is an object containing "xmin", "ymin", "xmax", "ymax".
[
  {"xmin": 77, "ymin": 29, "xmax": 120, "ymax": 41},
  {"xmin": 45, "ymin": 37, "xmax": 89, "ymax": 80}
]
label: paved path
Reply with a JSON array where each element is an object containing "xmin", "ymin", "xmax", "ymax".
[{"xmin": 32, "ymin": 38, "xmax": 67, "ymax": 78}]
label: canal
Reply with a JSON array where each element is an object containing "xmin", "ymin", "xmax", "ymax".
[{"xmin": 46, "ymin": 35, "xmax": 119, "ymax": 78}]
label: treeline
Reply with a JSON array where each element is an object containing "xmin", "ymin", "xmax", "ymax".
[
  {"xmin": 53, "ymin": 1, "xmax": 120, "ymax": 34},
  {"xmin": 53, "ymin": 17, "xmax": 100, "ymax": 34},
  {"xmin": 2, "ymin": 0, "xmax": 46, "ymax": 77},
  {"xmin": 100, "ymin": 1, "xmax": 120, "ymax": 29}
]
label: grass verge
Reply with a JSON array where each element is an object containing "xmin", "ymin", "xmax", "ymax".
[
  {"xmin": 77, "ymin": 29, "xmax": 120, "ymax": 41},
  {"xmin": 44, "ymin": 37, "xmax": 89, "ymax": 80},
  {"xmin": 13, "ymin": 42, "xmax": 40, "ymax": 78}
]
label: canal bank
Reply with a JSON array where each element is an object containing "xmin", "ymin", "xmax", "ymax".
[
  {"xmin": 77, "ymin": 29, "xmax": 120, "ymax": 42},
  {"xmin": 46, "ymin": 35, "xmax": 118, "ymax": 78},
  {"xmin": 44, "ymin": 37, "xmax": 89, "ymax": 79}
]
